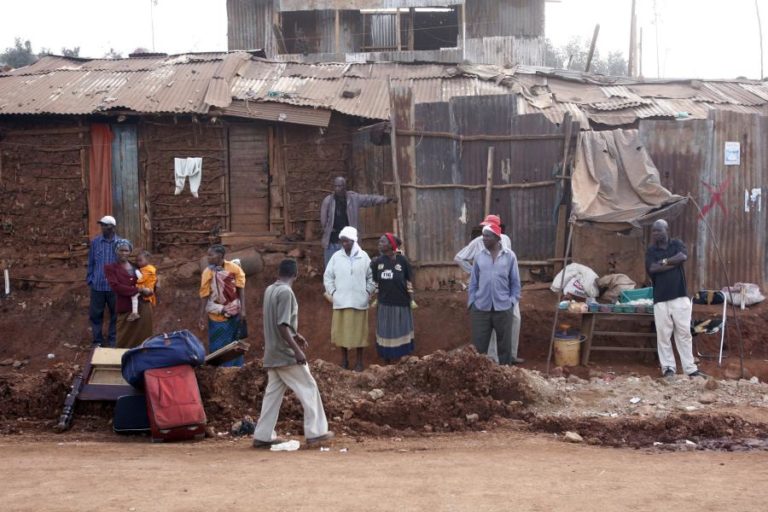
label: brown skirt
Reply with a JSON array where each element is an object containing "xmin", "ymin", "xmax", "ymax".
[
  {"xmin": 331, "ymin": 308, "xmax": 369, "ymax": 349},
  {"xmin": 116, "ymin": 300, "xmax": 154, "ymax": 348}
]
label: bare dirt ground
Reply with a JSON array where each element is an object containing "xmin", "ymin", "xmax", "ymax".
[
  {"xmin": 2, "ymin": 430, "xmax": 768, "ymax": 512},
  {"xmin": 3, "ymin": 253, "xmax": 768, "ymax": 510}
]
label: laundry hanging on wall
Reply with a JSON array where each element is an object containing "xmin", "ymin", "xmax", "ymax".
[{"xmin": 174, "ymin": 157, "xmax": 203, "ymax": 197}]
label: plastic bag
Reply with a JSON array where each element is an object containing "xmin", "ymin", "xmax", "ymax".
[{"xmin": 722, "ymin": 283, "xmax": 765, "ymax": 307}]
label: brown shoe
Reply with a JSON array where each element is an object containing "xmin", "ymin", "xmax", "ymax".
[
  {"xmin": 306, "ymin": 431, "xmax": 335, "ymax": 446},
  {"xmin": 252, "ymin": 438, "xmax": 286, "ymax": 449}
]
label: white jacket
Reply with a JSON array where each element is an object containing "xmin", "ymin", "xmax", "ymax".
[{"xmin": 323, "ymin": 244, "xmax": 375, "ymax": 310}]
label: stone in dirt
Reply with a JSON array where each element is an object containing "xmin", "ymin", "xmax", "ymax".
[
  {"xmin": 368, "ymin": 389, "xmax": 385, "ymax": 401},
  {"xmin": 12, "ymin": 360, "xmax": 24, "ymax": 369},
  {"xmin": 287, "ymin": 248, "xmax": 304, "ymax": 259},
  {"xmin": 698, "ymin": 392, "xmax": 717, "ymax": 405},
  {"xmin": 705, "ymin": 378, "xmax": 719, "ymax": 391},
  {"xmin": 0, "ymin": 358, "xmax": 13, "ymax": 366},
  {"xmin": 563, "ymin": 431, "xmax": 584, "ymax": 443},
  {"xmin": 465, "ymin": 413, "xmax": 479, "ymax": 424}
]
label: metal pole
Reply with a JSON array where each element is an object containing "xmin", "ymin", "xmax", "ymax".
[
  {"xmin": 629, "ymin": 0, "xmax": 637, "ymax": 76},
  {"xmin": 546, "ymin": 220, "xmax": 574, "ymax": 374},
  {"xmin": 757, "ymin": 0, "xmax": 765, "ymax": 79}
]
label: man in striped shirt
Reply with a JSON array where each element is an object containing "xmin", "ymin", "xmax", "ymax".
[{"xmin": 86, "ymin": 215, "xmax": 121, "ymax": 346}]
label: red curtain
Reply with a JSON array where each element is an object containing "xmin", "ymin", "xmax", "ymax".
[{"xmin": 88, "ymin": 124, "xmax": 113, "ymax": 239}]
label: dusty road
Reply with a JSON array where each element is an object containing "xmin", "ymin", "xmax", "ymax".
[{"xmin": 2, "ymin": 431, "xmax": 767, "ymax": 512}]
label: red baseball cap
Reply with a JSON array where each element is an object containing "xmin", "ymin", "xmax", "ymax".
[
  {"xmin": 482, "ymin": 223, "xmax": 502, "ymax": 237},
  {"xmin": 480, "ymin": 214, "xmax": 501, "ymax": 227}
]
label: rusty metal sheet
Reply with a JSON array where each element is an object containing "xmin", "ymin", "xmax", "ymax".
[
  {"xmin": 464, "ymin": 0, "xmax": 544, "ymax": 38},
  {"xmin": 639, "ymin": 119, "xmax": 714, "ymax": 292},
  {"xmin": 699, "ymin": 111, "xmax": 767, "ymax": 288},
  {"xmin": 222, "ymin": 99, "xmax": 331, "ymax": 126},
  {"xmin": 279, "ymin": 0, "xmax": 463, "ymax": 10}
]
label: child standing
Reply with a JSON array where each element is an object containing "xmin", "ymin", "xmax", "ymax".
[{"xmin": 127, "ymin": 250, "xmax": 157, "ymax": 322}]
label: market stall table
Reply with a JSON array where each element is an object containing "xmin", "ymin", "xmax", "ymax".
[{"xmin": 580, "ymin": 311, "xmax": 657, "ymax": 365}]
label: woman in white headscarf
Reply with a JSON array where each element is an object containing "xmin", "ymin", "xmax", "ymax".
[{"xmin": 323, "ymin": 226, "xmax": 375, "ymax": 371}]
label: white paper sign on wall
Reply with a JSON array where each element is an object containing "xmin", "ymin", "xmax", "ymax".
[{"xmin": 724, "ymin": 141, "xmax": 740, "ymax": 166}]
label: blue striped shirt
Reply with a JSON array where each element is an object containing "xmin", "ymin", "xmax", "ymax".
[
  {"xmin": 87, "ymin": 235, "xmax": 121, "ymax": 291},
  {"xmin": 468, "ymin": 246, "xmax": 521, "ymax": 311}
]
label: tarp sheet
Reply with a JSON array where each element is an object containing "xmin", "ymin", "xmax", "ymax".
[
  {"xmin": 571, "ymin": 128, "xmax": 687, "ymax": 231},
  {"xmin": 88, "ymin": 124, "xmax": 113, "ymax": 239}
]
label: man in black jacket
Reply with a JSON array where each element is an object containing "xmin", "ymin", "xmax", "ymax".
[{"xmin": 646, "ymin": 220, "xmax": 707, "ymax": 379}]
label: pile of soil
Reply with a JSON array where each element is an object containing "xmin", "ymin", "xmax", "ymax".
[{"xmin": 197, "ymin": 347, "xmax": 547, "ymax": 435}]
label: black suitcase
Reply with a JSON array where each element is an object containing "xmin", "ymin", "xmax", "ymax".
[{"xmin": 113, "ymin": 394, "xmax": 151, "ymax": 435}]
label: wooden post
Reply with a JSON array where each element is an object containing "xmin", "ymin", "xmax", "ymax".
[
  {"xmin": 395, "ymin": 11, "xmax": 402, "ymax": 51},
  {"xmin": 335, "ymin": 10, "xmax": 340, "ymax": 54},
  {"xmin": 484, "ymin": 146, "xmax": 495, "ymax": 217},
  {"xmin": 553, "ymin": 113, "xmax": 573, "ymax": 274},
  {"xmin": 546, "ymin": 220, "xmax": 575, "ymax": 374},
  {"xmin": 585, "ymin": 24, "xmax": 600, "ymax": 72},
  {"xmin": 388, "ymin": 79, "xmax": 406, "ymax": 249},
  {"xmin": 408, "ymin": 8, "xmax": 415, "ymax": 50},
  {"xmin": 628, "ymin": 0, "xmax": 637, "ymax": 77}
]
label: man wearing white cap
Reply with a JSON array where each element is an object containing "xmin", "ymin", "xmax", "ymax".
[{"xmin": 86, "ymin": 215, "xmax": 122, "ymax": 346}]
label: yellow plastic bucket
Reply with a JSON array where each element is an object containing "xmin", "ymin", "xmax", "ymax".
[{"xmin": 554, "ymin": 335, "xmax": 584, "ymax": 367}]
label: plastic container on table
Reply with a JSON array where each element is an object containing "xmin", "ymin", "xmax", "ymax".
[{"xmin": 619, "ymin": 287, "xmax": 653, "ymax": 303}]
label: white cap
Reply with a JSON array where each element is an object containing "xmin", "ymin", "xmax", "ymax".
[{"xmin": 98, "ymin": 215, "xmax": 117, "ymax": 226}]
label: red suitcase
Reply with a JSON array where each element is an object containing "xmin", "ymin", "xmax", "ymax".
[{"xmin": 144, "ymin": 365, "xmax": 207, "ymax": 442}]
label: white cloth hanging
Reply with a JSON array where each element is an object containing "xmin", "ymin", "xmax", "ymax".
[{"xmin": 174, "ymin": 157, "xmax": 203, "ymax": 197}]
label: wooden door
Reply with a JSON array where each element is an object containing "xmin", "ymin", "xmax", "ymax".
[
  {"xmin": 228, "ymin": 124, "xmax": 270, "ymax": 233},
  {"xmin": 111, "ymin": 125, "xmax": 142, "ymax": 245}
]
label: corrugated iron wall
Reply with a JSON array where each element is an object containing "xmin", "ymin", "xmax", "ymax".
[
  {"xmin": 700, "ymin": 111, "xmax": 767, "ymax": 288},
  {"xmin": 463, "ymin": 36, "xmax": 546, "ymax": 66},
  {"xmin": 465, "ymin": 0, "xmax": 545, "ymax": 38},
  {"xmin": 386, "ymin": 92, "xmax": 572, "ymax": 268},
  {"xmin": 227, "ymin": 0, "xmax": 278, "ymax": 56},
  {"xmin": 574, "ymin": 114, "xmax": 767, "ymax": 291}
]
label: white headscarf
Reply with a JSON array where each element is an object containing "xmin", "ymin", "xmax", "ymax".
[{"xmin": 338, "ymin": 226, "xmax": 358, "ymax": 242}]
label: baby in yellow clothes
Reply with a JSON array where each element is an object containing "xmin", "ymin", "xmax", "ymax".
[{"xmin": 127, "ymin": 250, "xmax": 157, "ymax": 322}]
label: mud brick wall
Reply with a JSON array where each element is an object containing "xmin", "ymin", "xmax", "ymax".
[
  {"xmin": 0, "ymin": 120, "xmax": 88, "ymax": 267},
  {"xmin": 141, "ymin": 119, "xmax": 228, "ymax": 253},
  {"xmin": 278, "ymin": 114, "xmax": 352, "ymax": 238}
]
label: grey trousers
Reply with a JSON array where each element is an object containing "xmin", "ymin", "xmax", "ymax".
[
  {"xmin": 487, "ymin": 302, "xmax": 521, "ymax": 362},
  {"xmin": 253, "ymin": 364, "xmax": 329, "ymax": 442},
  {"xmin": 471, "ymin": 306, "xmax": 515, "ymax": 365}
]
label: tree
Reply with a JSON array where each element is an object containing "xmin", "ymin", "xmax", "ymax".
[
  {"xmin": 60, "ymin": 46, "xmax": 81, "ymax": 58},
  {"xmin": 542, "ymin": 37, "xmax": 628, "ymax": 77},
  {"xmin": 104, "ymin": 48, "xmax": 122, "ymax": 59},
  {"xmin": 0, "ymin": 38, "xmax": 37, "ymax": 68}
]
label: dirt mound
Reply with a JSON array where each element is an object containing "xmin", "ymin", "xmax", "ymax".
[
  {"xmin": 530, "ymin": 413, "xmax": 768, "ymax": 449},
  {"xmin": 0, "ymin": 368, "xmax": 72, "ymax": 421},
  {"xmin": 197, "ymin": 347, "xmax": 543, "ymax": 435}
]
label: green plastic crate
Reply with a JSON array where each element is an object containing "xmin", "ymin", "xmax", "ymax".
[{"xmin": 619, "ymin": 287, "xmax": 653, "ymax": 303}]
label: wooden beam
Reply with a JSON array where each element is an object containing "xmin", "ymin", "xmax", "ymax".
[
  {"xmin": 484, "ymin": 146, "xmax": 495, "ymax": 217},
  {"xmin": 408, "ymin": 8, "xmax": 415, "ymax": 50},
  {"xmin": 335, "ymin": 10, "xmax": 340, "ymax": 54},
  {"xmin": 396, "ymin": 10, "xmax": 402, "ymax": 51},
  {"xmin": 553, "ymin": 112, "xmax": 573, "ymax": 274},
  {"xmin": 381, "ymin": 180, "xmax": 555, "ymax": 190},
  {"xmin": 388, "ymin": 78, "xmax": 406, "ymax": 250},
  {"xmin": 395, "ymin": 129, "xmax": 565, "ymax": 142}
]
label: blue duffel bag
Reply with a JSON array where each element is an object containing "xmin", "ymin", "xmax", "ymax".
[{"xmin": 121, "ymin": 330, "xmax": 206, "ymax": 389}]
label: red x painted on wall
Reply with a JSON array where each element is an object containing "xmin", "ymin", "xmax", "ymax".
[{"xmin": 699, "ymin": 177, "xmax": 732, "ymax": 219}]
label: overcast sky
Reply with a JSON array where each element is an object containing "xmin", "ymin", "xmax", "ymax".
[{"xmin": 2, "ymin": 0, "xmax": 766, "ymax": 79}]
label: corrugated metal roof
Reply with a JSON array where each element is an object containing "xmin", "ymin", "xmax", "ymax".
[
  {"xmin": 2, "ymin": 52, "xmax": 767, "ymax": 125},
  {"xmin": 278, "ymin": 0, "xmax": 463, "ymax": 10}
]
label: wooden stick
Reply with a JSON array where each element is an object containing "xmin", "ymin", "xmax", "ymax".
[
  {"xmin": 388, "ymin": 79, "xmax": 407, "ymax": 246},
  {"xmin": 546, "ymin": 221, "xmax": 575, "ymax": 375},
  {"xmin": 484, "ymin": 146, "xmax": 495, "ymax": 217},
  {"xmin": 382, "ymin": 180, "xmax": 555, "ymax": 190},
  {"xmin": 554, "ymin": 112, "xmax": 574, "ymax": 274},
  {"xmin": 395, "ymin": 129, "xmax": 565, "ymax": 142}
]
